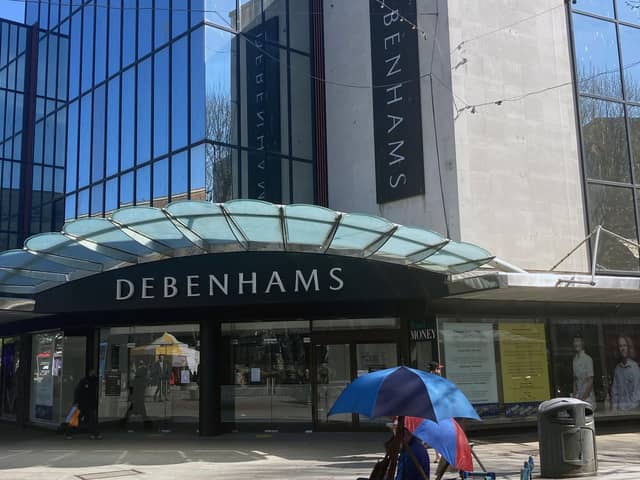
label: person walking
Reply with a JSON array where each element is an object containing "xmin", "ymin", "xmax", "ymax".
[
  {"xmin": 66, "ymin": 369, "xmax": 101, "ymax": 439},
  {"xmin": 152, "ymin": 354, "xmax": 170, "ymax": 402}
]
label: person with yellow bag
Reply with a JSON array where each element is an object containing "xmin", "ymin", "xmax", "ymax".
[{"xmin": 65, "ymin": 369, "xmax": 102, "ymax": 440}]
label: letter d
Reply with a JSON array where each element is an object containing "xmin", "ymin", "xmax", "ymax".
[{"xmin": 116, "ymin": 279, "xmax": 134, "ymax": 300}]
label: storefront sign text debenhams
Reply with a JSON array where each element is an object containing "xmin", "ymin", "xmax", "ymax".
[{"xmin": 115, "ymin": 267, "xmax": 345, "ymax": 300}]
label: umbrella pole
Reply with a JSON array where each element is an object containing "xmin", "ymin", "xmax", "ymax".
[{"xmin": 398, "ymin": 416, "xmax": 429, "ymax": 480}]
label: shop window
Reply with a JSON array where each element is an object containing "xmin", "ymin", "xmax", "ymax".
[
  {"xmin": 99, "ymin": 325, "xmax": 200, "ymax": 427},
  {"xmin": 1, "ymin": 336, "xmax": 20, "ymax": 419}
]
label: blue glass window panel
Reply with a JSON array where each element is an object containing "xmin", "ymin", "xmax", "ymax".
[
  {"xmin": 66, "ymin": 101, "xmax": 79, "ymax": 191},
  {"xmin": 26, "ymin": 1, "xmax": 39, "ymax": 25},
  {"xmin": 0, "ymin": 26, "xmax": 7, "ymax": 66},
  {"xmin": 81, "ymin": 5, "xmax": 94, "ymax": 93},
  {"xmin": 121, "ymin": 67, "xmax": 135, "ymax": 171},
  {"xmin": 69, "ymin": 11, "xmax": 81, "ymax": 99},
  {"xmin": 290, "ymin": 53, "xmax": 312, "ymax": 160},
  {"xmin": 0, "ymin": 91, "xmax": 4, "ymax": 140},
  {"xmin": 78, "ymin": 188, "xmax": 89, "ymax": 217},
  {"xmin": 12, "ymin": 164, "xmax": 21, "ymax": 189},
  {"xmin": 12, "ymin": 134, "xmax": 21, "ymax": 162},
  {"xmin": 138, "ymin": 0, "xmax": 153, "ymax": 58},
  {"xmin": 94, "ymin": 4, "xmax": 108, "ymax": 85},
  {"xmin": 618, "ymin": 0, "xmax": 640, "ymax": 25},
  {"xmin": 91, "ymin": 183, "xmax": 104, "ymax": 215},
  {"xmin": 32, "ymin": 165, "xmax": 42, "ymax": 190},
  {"xmin": 49, "ymin": 2, "xmax": 60, "ymax": 30},
  {"xmin": 35, "ymin": 98, "xmax": 45, "ymax": 120},
  {"xmin": 46, "ymin": 36, "xmax": 58, "ymax": 99},
  {"xmin": 137, "ymin": 58, "xmax": 152, "ymax": 165},
  {"xmin": 205, "ymin": 143, "xmax": 234, "ymax": 202},
  {"xmin": 18, "ymin": 27, "xmax": 26, "ymax": 54},
  {"xmin": 54, "ymin": 167, "xmax": 65, "ymax": 194},
  {"xmin": 190, "ymin": 144, "xmax": 205, "ymax": 193},
  {"xmin": 120, "ymin": 172, "xmax": 134, "ymax": 206},
  {"xmin": 16, "ymin": 55, "xmax": 25, "ymax": 92},
  {"xmin": 155, "ymin": 0, "xmax": 171, "ymax": 48},
  {"xmin": 60, "ymin": 19, "xmax": 70, "ymax": 36},
  {"xmin": 14, "ymin": 93, "xmax": 23, "ymax": 136},
  {"xmin": 4, "ymin": 93, "xmax": 14, "ymax": 139},
  {"xmin": 620, "ymin": 26, "xmax": 640, "ymax": 102},
  {"xmin": 171, "ymin": 151, "xmax": 188, "ymax": 198},
  {"xmin": 33, "ymin": 120, "xmax": 44, "ymax": 165},
  {"xmin": 572, "ymin": 0, "xmax": 614, "ymax": 18},
  {"xmin": 43, "ymin": 166, "xmax": 54, "ymax": 192},
  {"xmin": 190, "ymin": 28, "xmax": 205, "ymax": 143},
  {"xmin": 205, "ymin": 27, "xmax": 233, "ymax": 144},
  {"xmin": 105, "ymin": 178, "xmax": 118, "ymax": 212},
  {"xmin": 153, "ymin": 158, "xmax": 169, "ymax": 201},
  {"xmin": 7, "ymin": 60, "xmax": 16, "ymax": 91},
  {"xmin": 172, "ymin": 0, "xmax": 189, "ymax": 38},
  {"xmin": 78, "ymin": 93, "xmax": 92, "ymax": 188},
  {"xmin": 205, "ymin": 0, "xmax": 236, "ymax": 29},
  {"xmin": 1, "ymin": 161, "xmax": 10, "ymax": 189},
  {"xmin": 44, "ymin": 113, "xmax": 55, "ymax": 166},
  {"xmin": 171, "ymin": 36, "xmax": 189, "ymax": 150},
  {"xmin": 59, "ymin": 3, "xmax": 71, "ymax": 25},
  {"xmin": 39, "ymin": 1, "xmax": 49, "ymax": 29},
  {"xmin": 580, "ymin": 97, "xmax": 631, "ymax": 182},
  {"xmin": 154, "ymin": 47, "xmax": 170, "ymax": 157},
  {"xmin": 191, "ymin": 0, "xmax": 204, "ymax": 26},
  {"xmin": 122, "ymin": 0, "xmax": 137, "ymax": 68},
  {"xmin": 92, "ymin": 85, "xmax": 106, "ymax": 181},
  {"xmin": 9, "ymin": 25, "xmax": 16, "ymax": 56},
  {"xmin": 58, "ymin": 37, "xmax": 68, "ymax": 100},
  {"xmin": 108, "ymin": 0, "xmax": 122, "ymax": 76},
  {"xmin": 573, "ymin": 13, "xmax": 622, "ymax": 99},
  {"xmin": 106, "ymin": 78, "xmax": 120, "ymax": 176},
  {"xmin": 55, "ymin": 109, "xmax": 67, "ymax": 167},
  {"xmin": 136, "ymin": 165, "xmax": 151, "ymax": 204},
  {"xmin": 36, "ymin": 38, "xmax": 47, "ymax": 96}
]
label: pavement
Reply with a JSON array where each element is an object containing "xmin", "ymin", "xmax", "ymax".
[{"xmin": 0, "ymin": 422, "xmax": 639, "ymax": 479}]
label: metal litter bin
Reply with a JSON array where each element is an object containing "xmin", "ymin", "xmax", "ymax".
[{"xmin": 538, "ymin": 398, "xmax": 597, "ymax": 477}]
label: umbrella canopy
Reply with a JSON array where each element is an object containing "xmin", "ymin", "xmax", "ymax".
[
  {"xmin": 405, "ymin": 416, "xmax": 473, "ymax": 472},
  {"xmin": 328, "ymin": 366, "xmax": 479, "ymax": 421}
]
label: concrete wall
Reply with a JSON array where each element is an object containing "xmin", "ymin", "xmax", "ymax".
[
  {"xmin": 324, "ymin": 0, "xmax": 589, "ymax": 272},
  {"xmin": 448, "ymin": 1, "xmax": 588, "ymax": 272},
  {"xmin": 323, "ymin": 0, "xmax": 458, "ymax": 238}
]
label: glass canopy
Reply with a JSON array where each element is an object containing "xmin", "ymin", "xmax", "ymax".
[{"xmin": 0, "ymin": 200, "xmax": 493, "ymax": 295}]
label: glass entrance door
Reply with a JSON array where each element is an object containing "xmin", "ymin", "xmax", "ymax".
[{"xmin": 314, "ymin": 342, "xmax": 398, "ymax": 429}]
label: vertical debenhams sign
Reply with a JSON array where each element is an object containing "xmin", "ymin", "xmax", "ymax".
[{"xmin": 369, "ymin": 0, "xmax": 425, "ymax": 204}]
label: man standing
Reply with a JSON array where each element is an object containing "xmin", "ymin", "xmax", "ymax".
[
  {"xmin": 152, "ymin": 355, "xmax": 170, "ymax": 402},
  {"xmin": 611, "ymin": 335, "xmax": 640, "ymax": 411},
  {"xmin": 66, "ymin": 369, "xmax": 101, "ymax": 439},
  {"xmin": 572, "ymin": 335, "xmax": 595, "ymax": 407}
]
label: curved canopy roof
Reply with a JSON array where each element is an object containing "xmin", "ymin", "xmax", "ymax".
[{"xmin": 0, "ymin": 200, "xmax": 493, "ymax": 295}]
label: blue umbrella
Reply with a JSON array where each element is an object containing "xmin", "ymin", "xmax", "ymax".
[{"xmin": 328, "ymin": 366, "xmax": 479, "ymax": 421}]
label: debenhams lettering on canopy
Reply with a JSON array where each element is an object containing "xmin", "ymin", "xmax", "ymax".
[{"xmin": 115, "ymin": 267, "xmax": 345, "ymax": 300}]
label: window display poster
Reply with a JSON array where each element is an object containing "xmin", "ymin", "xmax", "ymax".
[
  {"xmin": 602, "ymin": 324, "xmax": 640, "ymax": 412},
  {"xmin": 549, "ymin": 323, "xmax": 601, "ymax": 404},
  {"xmin": 499, "ymin": 322, "xmax": 550, "ymax": 403},
  {"xmin": 441, "ymin": 322, "xmax": 499, "ymax": 404}
]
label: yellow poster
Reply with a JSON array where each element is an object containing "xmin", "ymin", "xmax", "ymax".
[{"xmin": 498, "ymin": 322, "xmax": 550, "ymax": 403}]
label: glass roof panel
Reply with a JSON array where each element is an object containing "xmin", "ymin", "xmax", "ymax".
[
  {"xmin": 224, "ymin": 199, "xmax": 283, "ymax": 247},
  {"xmin": 0, "ymin": 250, "xmax": 76, "ymax": 274},
  {"xmin": 375, "ymin": 226, "xmax": 447, "ymax": 259},
  {"xmin": 166, "ymin": 201, "xmax": 240, "ymax": 247},
  {"xmin": 284, "ymin": 204, "xmax": 338, "ymax": 249},
  {"xmin": 415, "ymin": 241, "xmax": 493, "ymax": 273},
  {"xmin": 64, "ymin": 218, "xmax": 154, "ymax": 257},
  {"xmin": 111, "ymin": 207, "xmax": 196, "ymax": 251},
  {"xmin": 0, "ymin": 271, "xmax": 47, "ymax": 286},
  {"xmin": 25, "ymin": 233, "xmax": 122, "ymax": 268},
  {"xmin": 328, "ymin": 213, "xmax": 395, "ymax": 252}
]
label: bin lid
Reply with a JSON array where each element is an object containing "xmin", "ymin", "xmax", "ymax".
[{"xmin": 538, "ymin": 397, "xmax": 592, "ymax": 414}]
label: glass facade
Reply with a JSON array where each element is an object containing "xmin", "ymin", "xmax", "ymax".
[
  {"xmin": 571, "ymin": 0, "xmax": 640, "ymax": 272},
  {"xmin": 0, "ymin": 336, "xmax": 21, "ymax": 419},
  {"xmin": 21, "ymin": 0, "xmax": 315, "ymax": 224},
  {"xmin": 0, "ymin": 20, "xmax": 29, "ymax": 250}
]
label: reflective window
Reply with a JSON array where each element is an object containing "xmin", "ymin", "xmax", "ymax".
[
  {"xmin": 587, "ymin": 184, "xmax": 639, "ymax": 271},
  {"xmin": 95, "ymin": 4, "xmax": 108, "ymax": 85},
  {"xmin": 171, "ymin": 151, "xmax": 188, "ymax": 199},
  {"xmin": 108, "ymin": 0, "xmax": 122, "ymax": 76},
  {"xmin": 205, "ymin": 0, "xmax": 236, "ymax": 29},
  {"xmin": 136, "ymin": 165, "xmax": 151, "ymax": 205},
  {"xmin": 105, "ymin": 178, "xmax": 118, "ymax": 212},
  {"xmin": 580, "ymin": 97, "xmax": 630, "ymax": 182},
  {"xmin": 631, "ymin": 106, "xmax": 640, "ymax": 179},
  {"xmin": 81, "ymin": 5, "xmax": 94, "ymax": 93},
  {"xmin": 617, "ymin": 0, "xmax": 640, "ymax": 25},
  {"xmin": 69, "ymin": 11, "xmax": 81, "ymax": 99},
  {"xmin": 91, "ymin": 182, "xmax": 104, "ymax": 215},
  {"xmin": 172, "ymin": 0, "xmax": 189, "ymax": 38},
  {"xmin": 106, "ymin": 78, "xmax": 120, "ymax": 176},
  {"xmin": 205, "ymin": 27, "xmax": 233, "ymax": 145},
  {"xmin": 171, "ymin": 36, "xmax": 189, "ymax": 150},
  {"xmin": 138, "ymin": 0, "xmax": 153, "ymax": 58},
  {"xmin": 122, "ymin": 0, "xmax": 137, "ymax": 68},
  {"xmin": 573, "ymin": 13, "xmax": 621, "ymax": 99},
  {"xmin": 190, "ymin": 28, "xmax": 205, "ymax": 143},
  {"xmin": 92, "ymin": 85, "xmax": 106, "ymax": 182},
  {"xmin": 619, "ymin": 26, "xmax": 640, "ymax": 102},
  {"xmin": 573, "ymin": 0, "xmax": 614, "ymax": 18},
  {"xmin": 66, "ymin": 101, "xmax": 79, "ymax": 192},
  {"xmin": 154, "ymin": 48, "xmax": 170, "ymax": 157},
  {"xmin": 205, "ymin": 143, "xmax": 233, "ymax": 202},
  {"xmin": 78, "ymin": 93, "xmax": 92, "ymax": 188},
  {"xmin": 121, "ymin": 68, "xmax": 135, "ymax": 171},
  {"xmin": 137, "ymin": 59, "xmax": 152, "ymax": 165},
  {"xmin": 155, "ymin": 0, "xmax": 171, "ymax": 48},
  {"xmin": 153, "ymin": 159, "xmax": 169, "ymax": 206},
  {"xmin": 120, "ymin": 171, "xmax": 133, "ymax": 206}
]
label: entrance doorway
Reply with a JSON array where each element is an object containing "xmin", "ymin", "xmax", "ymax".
[{"xmin": 313, "ymin": 341, "xmax": 399, "ymax": 429}]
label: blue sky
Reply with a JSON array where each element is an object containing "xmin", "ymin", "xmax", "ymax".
[{"xmin": 0, "ymin": 0, "xmax": 24, "ymax": 22}]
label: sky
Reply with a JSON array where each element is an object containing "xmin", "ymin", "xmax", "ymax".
[{"xmin": 0, "ymin": 0, "xmax": 24, "ymax": 22}]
